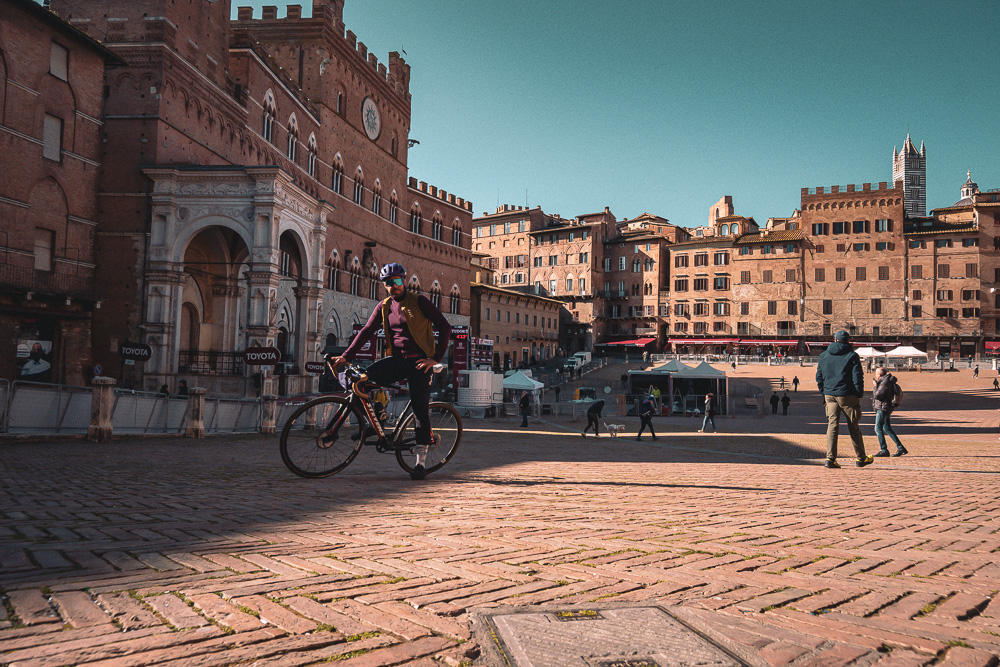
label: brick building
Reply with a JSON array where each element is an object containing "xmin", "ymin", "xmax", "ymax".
[
  {"xmin": 473, "ymin": 205, "xmax": 615, "ymax": 353},
  {"xmin": 469, "ymin": 256, "xmax": 564, "ymax": 370},
  {"xmin": 46, "ymin": 0, "xmax": 472, "ymax": 395},
  {"xmin": 601, "ymin": 213, "xmax": 687, "ymax": 346},
  {"xmin": 0, "ymin": 0, "xmax": 119, "ymax": 384}
]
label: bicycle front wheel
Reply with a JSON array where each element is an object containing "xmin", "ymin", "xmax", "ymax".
[
  {"xmin": 279, "ymin": 396, "xmax": 364, "ymax": 478},
  {"xmin": 395, "ymin": 402, "xmax": 463, "ymax": 474}
]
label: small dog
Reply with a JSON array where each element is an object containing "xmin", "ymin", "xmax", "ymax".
[{"xmin": 605, "ymin": 424, "xmax": 625, "ymax": 438}]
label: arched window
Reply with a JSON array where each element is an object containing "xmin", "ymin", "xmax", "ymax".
[
  {"xmin": 336, "ymin": 89, "xmax": 344, "ymax": 114},
  {"xmin": 331, "ymin": 155, "xmax": 343, "ymax": 194},
  {"xmin": 262, "ymin": 90, "xmax": 276, "ymax": 143},
  {"xmin": 451, "ymin": 222, "xmax": 461, "ymax": 246},
  {"xmin": 306, "ymin": 134, "xmax": 317, "ymax": 177},
  {"xmin": 368, "ymin": 266, "xmax": 379, "ymax": 299},
  {"xmin": 353, "ymin": 168, "xmax": 364, "ymax": 206},
  {"xmin": 327, "ymin": 253, "xmax": 340, "ymax": 291},
  {"xmin": 350, "ymin": 264, "xmax": 360, "ymax": 296},
  {"xmin": 390, "ymin": 134, "xmax": 397, "ymax": 157},
  {"xmin": 449, "ymin": 287, "xmax": 461, "ymax": 314},
  {"xmin": 430, "ymin": 284, "xmax": 441, "ymax": 308},
  {"xmin": 389, "ymin": 192, "xmax": 398, "ymax": 224},
  {"xmin": 720, "ymin": 224, "xmax": 729, "ymax": 235},
  {"xmin": 286, "ymin": 114, "xmax": 298, "ymax": 162},
  {"xmin": 730, "ymin": 223, "xmax": 739, "ymax": 235},
  {"xmin": 431, "ymin": 214, "xmax": 443, "ymax": 241},
  {"xmin": 372, "ymin": 180, "xmax": 382, "ymax": 216},
  {"xmin": 410, "ymin": 206, "xmax": 422, "ymax": 234}
]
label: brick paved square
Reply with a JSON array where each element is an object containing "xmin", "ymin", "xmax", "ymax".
[{"xmin": 1, "ymin": 364, "xmax": 999, "ymax": 665}]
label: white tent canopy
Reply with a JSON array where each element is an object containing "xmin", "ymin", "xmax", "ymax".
[
  {"xmin": 679, "ymin": 361, "xmax": 728, "ymax": 377},
  {"xmin": 884, "ymin": 345, "xmax": 929, "ymax": 358},
  {"xmin": 651, "ymin": 359, "xmax": 695, "ymax": 373},
  {"xmin": 502, "ymin": 370, "xmax": 544, "ymax": 391},
  {"xmin": 854, "ymin": 346, "xmax": 886, "ymax": 358}
]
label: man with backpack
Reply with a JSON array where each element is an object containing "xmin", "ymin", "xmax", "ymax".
[{"xmin": 872, "ymin": 367, "xmax": 908, "ymax": 457}]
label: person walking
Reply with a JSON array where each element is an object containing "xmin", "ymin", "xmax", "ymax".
[
  {"xmin": 816, "ymin": 330, "xmax": 873, "ymax": 469},
  {"xmin": 781, "ymin": 392, "xmax": 791, "ymax": 415},
  {"xmin": 872, "ymin": 367, "xmax": 908, "ymax": 457},
  {"xmin": 973, "ymin": 365, "xmax": 980, "ymax": 379},
  {"xmin": 554, "ymin": 385, "xmax": 561, "ymax": 402},
  {"xmin": 698, "ymin": 393, "xmax": 717, "ymax": 433},
  {"xmin": 519, "ymin": 391, "xmax": 531, "ymax": 427},
  {"xmin": 792, "ymin": 376, "xmax": 799, "ymax": 392},
  {"xmin": 731, "ymin": 361, "xmax": 737, "ymax": 373},
  {"xmin": 636, "ymin": 395, "xmax": 658, "ymax": 441},
  {"xmin": 778, "ymin": 376, "xmax": 786, "ymax": 390},
  {"xmin": 769, "ymin": 392, "xmax": 779, "ymax": 414},
  {"xmin": 582, "ymin": 399, "xmax": 605, "ymax": 437},
  {"xmin": 993, "ymin": 377, "xmax": 999, "ymax": 391}
]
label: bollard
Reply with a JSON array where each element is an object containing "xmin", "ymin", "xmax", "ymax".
[
  {"xmin": 87, "ymin": 377, "xmax": 117, "ymax": 442},
  {"xmin": 260, "ymin": 394, "xmax": 278, "ymax": 434},
  {"xmin": 185, "ymin": 387, "xmax": 207, "ymax": 438}
]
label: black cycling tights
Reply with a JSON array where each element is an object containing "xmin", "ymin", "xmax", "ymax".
[{"xmin": 364, "ymin": 355, "xmax": 432, "ymax": 445}]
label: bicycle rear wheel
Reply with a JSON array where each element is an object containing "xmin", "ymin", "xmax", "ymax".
[
  {"xmin": 395, "ymin": 402, "xmax": 462, "ymax": 474},
  {"xmin": 279, "ymin": 396, "xmax": 364, "ymax": 478}
]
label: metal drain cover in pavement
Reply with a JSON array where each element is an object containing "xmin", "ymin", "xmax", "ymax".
[{"xmin": 476, "ymin": 606, "xmax": 744, "ymax": 667}]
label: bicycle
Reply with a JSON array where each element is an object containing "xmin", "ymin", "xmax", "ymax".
[{"xmin": 279, "ymin": 359, "xmax": 463, "ymax": 478}]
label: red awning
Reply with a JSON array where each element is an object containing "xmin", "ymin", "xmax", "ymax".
[
  {"xmin": 808, "ymin": 341, "xmax": 900, "ymax": 347},
  {"xmin": 986, "ymin": 341, "xmax": 1000, "ymax": 351},
  {"xmin": 737, "ymin": 339, "xmax": 799, "ymax": 346},
  {"xmin": 667, "ymin": 339, "xmax": 740, "ymax": 345},
  {"xmin": 606, "ymin": 337, "xmax": 656, "ymax": 346}
]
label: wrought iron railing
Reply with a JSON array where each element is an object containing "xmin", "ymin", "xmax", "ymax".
[
  {"xmin": 0, "ymin": 263, "xmax": 95, "ymax": 299},
  {"xmin": 178, "ymin": 351, "xmax": 245, "ymax": 376}
]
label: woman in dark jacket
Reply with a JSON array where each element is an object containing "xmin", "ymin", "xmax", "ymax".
[{"xmin": 872, "ymin": 368, "xmax": 907, "ymax": 456}]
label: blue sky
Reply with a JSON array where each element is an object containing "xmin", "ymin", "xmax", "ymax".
[{"xmin": 235, "ymin": 0, "xmax": 999, "ymax": 227}]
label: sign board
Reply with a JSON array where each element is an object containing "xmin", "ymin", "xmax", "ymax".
[
  {"xmin": 304, "ymin": 360, "xmax": 327, "ymax": 374},
  {"xmin": 93, "ymin": 364, "xmax": 103, "ymax": 376},
  {"xmin": 350, "ymin": 324, "xmax": 379, "ymax": 361},
  {"xmin": 118, "ymin": 342, "xmax": 152, "ymax": 362},
  {"xmin": 243, "ymin": 346, "xmax": 281, "ymax": 366}
]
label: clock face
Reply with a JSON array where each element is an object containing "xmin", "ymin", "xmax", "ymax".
[{"xmin": 361, "ymin": 97, "xmax": 381, "ymax": 141}]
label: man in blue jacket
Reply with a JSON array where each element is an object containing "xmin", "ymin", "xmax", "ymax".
[{"xmin": 815, "ymin": 330, "xmax": 874, "ymax": 469}]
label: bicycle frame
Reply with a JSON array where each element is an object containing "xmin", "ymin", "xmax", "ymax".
[{"xmin": 330, "ymin": 362, "xmax": 414, "ymax": 451}]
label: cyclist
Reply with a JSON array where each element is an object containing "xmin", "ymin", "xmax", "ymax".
[{"xmin": 330, "ymin": 262, "xmax": 452, "ymax": 480}]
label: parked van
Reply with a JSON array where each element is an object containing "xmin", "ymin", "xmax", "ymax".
[{"xmin": 573, "ymin": 351, "xmax": 592, "ymax": 365}]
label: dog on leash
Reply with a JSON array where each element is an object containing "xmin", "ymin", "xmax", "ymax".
[{"xmin": 605, "ymin": 424, "xmax": 625, "ymax": 438}]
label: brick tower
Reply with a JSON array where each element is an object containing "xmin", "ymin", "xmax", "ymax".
[{"xmin": 892, "ymin": 134, "xmax": 926, "ymax": 217}]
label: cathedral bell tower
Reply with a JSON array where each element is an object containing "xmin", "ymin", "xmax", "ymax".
[{"xmin": 892, "ymin": 134, "xmax": 926, "ymax": 217}]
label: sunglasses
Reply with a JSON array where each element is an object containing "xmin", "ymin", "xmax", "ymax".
[{"xmin": 382, "ymin": 277, "xmax": 404, "ymax": 286}]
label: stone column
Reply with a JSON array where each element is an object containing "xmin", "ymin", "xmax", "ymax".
[
  {"xmin": 185, "ymin": 387, "xmax": 207, "ymax": 438},
  {"xmin": 260, "ymin": 394, "xmax": 278, "ymax": 434},
  {"xmin": 87, "ymin": 377, "xmax": 117, "ymax": 442},
  {"xmin": 143, "ymin": 268, "xmax": 186, "ymax": 377}
]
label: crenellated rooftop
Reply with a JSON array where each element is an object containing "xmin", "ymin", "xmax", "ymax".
[
  {"xmin": 802, "ymin": 181, "xmax": 902, "ymax": 197},
  {"xmin": 407, "ymin": 177, "xmax": 473, "ymax": 211},
  {"xmin": 233, "ymin": 1, "xmax": 410, "ymax": 100}
]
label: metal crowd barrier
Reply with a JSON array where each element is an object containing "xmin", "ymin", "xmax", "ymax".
[
  {"xmin": 203, "ymin": 397, "xmax": 261, "ymax": 434},
  {"xmin": 1, "ymin": 380, "xmax": 264, "ymax": 437},
  {"xmin": 111, "ymin": 390, "xmax": 189, "ymax": 435},
  {"xmin": 4, "ymin": 380, "xmax": 93, "ymax": 434}
]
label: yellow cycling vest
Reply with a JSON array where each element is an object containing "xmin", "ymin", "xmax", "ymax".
[{"xmin": 380, "ymin": 291, "xmax": 436, "ymax": 359}]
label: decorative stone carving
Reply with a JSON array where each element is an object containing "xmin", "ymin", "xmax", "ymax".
[{"xmin": 178, "ymin": 182, "xmax": 257, "ymax": 196}]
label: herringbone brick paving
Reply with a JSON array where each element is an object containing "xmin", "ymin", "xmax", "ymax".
[{"xmin": 1, "ymin": 365, "xmax": 999, "ymax": 666}]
